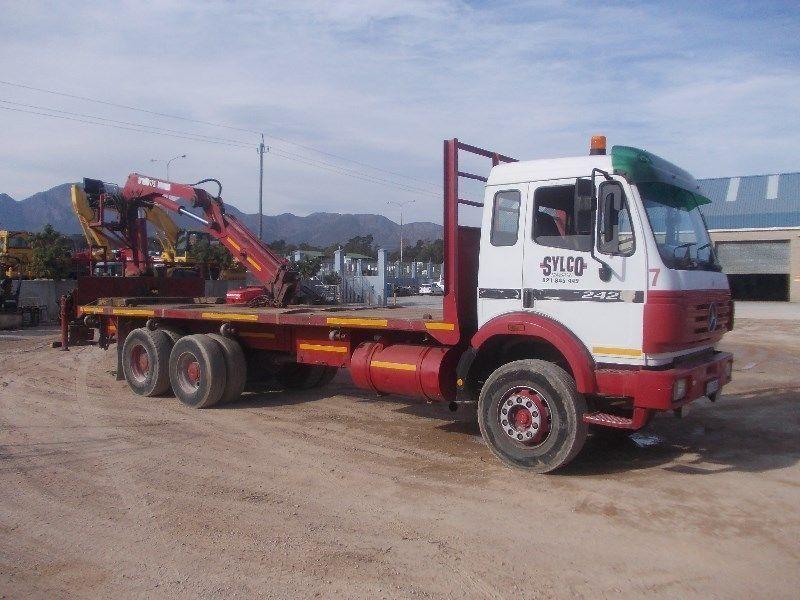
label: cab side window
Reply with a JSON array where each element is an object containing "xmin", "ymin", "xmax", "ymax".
[
  {"xmin": 598, "ymin": 181, "xmax": 635, "ymax": 256},
  {"xmin": 490, "ymin": 190, "xmax": 521, "ymax": 247},
  {"xmin": 533, "ymin": 184, "xmax": 591, "ymax": 252},
  {"xmin": 617, "ymin": 202, "xmax": 634, "ymax": 255}
]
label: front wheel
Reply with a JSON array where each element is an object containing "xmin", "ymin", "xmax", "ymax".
[{"xmin": 478, "ymin": 359, "xmax": 587, "ymax": 473}]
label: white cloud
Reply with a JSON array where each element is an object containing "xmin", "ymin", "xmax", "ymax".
[{"xmin": 0, "ymin": 0, "xmax": 797, "ymax": 222}]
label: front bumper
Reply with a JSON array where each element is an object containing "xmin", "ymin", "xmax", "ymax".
[{"xmin": 596, "ymin": 351, "xmax": 733, "ymax": 411}]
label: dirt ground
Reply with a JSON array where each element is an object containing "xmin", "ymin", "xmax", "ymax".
[{"xmin": 1, "ymin": 318, "xmax": 798, "ymax": 599}]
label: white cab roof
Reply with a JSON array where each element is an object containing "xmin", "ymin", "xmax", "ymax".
[{"xmin": 486, "ymin": 155, "xmax": 613, "ymax": 186}]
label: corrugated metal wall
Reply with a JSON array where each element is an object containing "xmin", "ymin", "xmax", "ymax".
[
  {"xmin": 699, "ymin": 172, "xmax": 800, "ymax": 230},
  {"xmin": 715, "ymin": 241, "xmax": 790, "ymax": 274}
]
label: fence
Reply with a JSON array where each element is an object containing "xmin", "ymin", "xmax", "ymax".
[{"xmin": 327, "ymin": 249, "xmax": 443, "ymax": 306}]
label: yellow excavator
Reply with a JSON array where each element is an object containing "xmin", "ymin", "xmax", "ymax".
[
  {"xmin": 0, "ymin": 230, "xmax": 34, "ymax": 278},
  {"xmin": 70, "ymin": 184, "xmax": 212, "ymax": 272}
]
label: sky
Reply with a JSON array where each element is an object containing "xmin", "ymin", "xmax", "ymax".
[{"xmin": 0, "ymin": 0, "xmax": 798, "ymax": 224}]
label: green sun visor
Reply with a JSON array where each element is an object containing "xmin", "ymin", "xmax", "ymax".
[{"xmin": 611, "ymin": 145, "xmax": 711, "ymax": 210}]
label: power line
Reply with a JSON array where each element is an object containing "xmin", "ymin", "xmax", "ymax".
[
  {"xmin": 269, "ymin": 149, "xmax": 439, "ymax": 197},
  {"xmin": 0, "ymin": 79, "xmax": 441, "ymax": 189},
  {"xmin": 0, "ymin": 99, "xmax": 256, "ymax": 149},
  {"xmin": 0, "ymin": 105, "xmax": 253, "ymax": 150},
  {"xmin": 262, "ymin": 144, "xmax": 439, "ymax": 195},
  {"xmin": 0, "ymin": 103, "xmax": 439, "ymax": 197}
]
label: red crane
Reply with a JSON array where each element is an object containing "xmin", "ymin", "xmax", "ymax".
[{"xmin": 93, "ymin": 174, "xmax": 300, "ymax": 307}]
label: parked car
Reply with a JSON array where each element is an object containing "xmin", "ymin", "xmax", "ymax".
[
  {"xmin": 419, "ymin": 282, "xmax": 444, "ymax": 296},
  {"xmin": 393, "ymin": 285, "xmax": 414, "ymax": 297}
]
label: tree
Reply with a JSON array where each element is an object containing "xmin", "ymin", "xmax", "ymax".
[
  {"xmin": 322, "ymin": 271, "xmax": 341, "ymax": 285},
  {"xmin": 389, "ymin": 239, "xmax": 443, "ymax": 263},
  {"xmin": 268, "ymin": 239, "xmax": 293, "ymax": 255},
  {"xmin": 30, "ymin": 224, "xmax": 72, "ymax": 279},
  {"xmin": 188, "ymin": 239, "xmax": 237, "ymax": 272},
  {"xmin": 292, "ymin": 256, "xmax": 322, "ymax": 279},
  {"xmin": 342, "ymin": 235, "xmax": 375, "ymax": 258}
]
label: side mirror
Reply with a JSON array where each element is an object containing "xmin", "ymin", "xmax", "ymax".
[
  {"xmin": 598, "ymin": 181, "xmax": 624, "ymax": 254},
  {"xmin": 574, "ymin": 178, "xmax": 595, "ymax": 235}
]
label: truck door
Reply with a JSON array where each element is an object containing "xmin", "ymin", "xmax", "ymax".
[
  {"xmin": 477, "ymin": 185, "xmax": 528, "ymax": 325},
  {"xmin": 521, "ymin": 177, "xmax": 647, "ymax": 365}
]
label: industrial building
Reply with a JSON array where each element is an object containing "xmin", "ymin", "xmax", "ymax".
[{"xmin": 699, "ymin": 172, "xmax": 800, "ymax": 302}]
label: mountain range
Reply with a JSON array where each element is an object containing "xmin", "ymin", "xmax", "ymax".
[{"xmin": 0, "ymin": 183, "xmax": 443, "ymax": 249}]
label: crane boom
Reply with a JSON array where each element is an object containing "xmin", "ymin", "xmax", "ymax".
[{"xmin": 120, "ymin": 174, "xmax": 300, "ymax": 306}]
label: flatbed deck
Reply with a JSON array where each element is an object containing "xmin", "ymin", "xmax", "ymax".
[{"xmin": 79, "ymin": 299, "xmax": 453, "ymax": 334}]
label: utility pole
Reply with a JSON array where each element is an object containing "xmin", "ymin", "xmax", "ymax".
[
  {"xmin": 387, "ymin": 199, "xmax": 416, "ymax": 264},
  {"xmin": 258, "ymin": 134, "xmax": 266, "ymax": 241}
]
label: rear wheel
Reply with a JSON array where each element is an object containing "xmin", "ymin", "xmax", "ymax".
[
  {"xmin": 276, "ymin": 363, "xmax": 338, "ymax": 390},
  {"xmin": 207, "ymin": 334, "xmax": 247, "ymax": 404},
  {"xmin": 245, "ymin": 350, "xmax": 279, "ymax": 384},
  {"xmin": 169, "ymin": 334, "xmax": 227, "ymax": 408},
  {"xmin": 478, "ymin": 359, "xmax": 587, "ymax": 473},
  {"xmin": 158, "ymin": 326, "xmax": 183, "ymax": 346},
  {"xmin": 122, "ymin": 328, "xmax": 172, "ymax": 397}
]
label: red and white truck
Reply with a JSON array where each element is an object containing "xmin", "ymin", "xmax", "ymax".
[{"xmin": 62, "ymin": 136, "xmax": 733, "ymax": 472}]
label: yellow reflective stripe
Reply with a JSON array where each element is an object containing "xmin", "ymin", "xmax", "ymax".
[
  {"xmin": 81, "ymin": 307, "xmax": 155, "ymax": 317},
  {"xmin": 370, "ymin": 360, "xmax": 416, "ymax": 371},
  {"xmin": 299, "ymin": 343, "xmax": 348, "ymax": 353},
  {"xmin": 239, "ymin": 332, "xmax": 276, "ymax": 339},
  {"xmin": 592, "ymin": 346, "xmax": 642, "ymax": 357},
  {"xmin": 79, "ymin": 306, "xmax": 104, "ymax": 314},
  {"xmin": 326, "ymin": 317, "xmax": 388, "ymax": 327},
  {"xmin": 226, "ymin": 237, "xmax": 241, "ymax": 251},
  {"xmin": 112, "ymin": 308, "xmax": 155, "ymax": 317},
  {"xmin": 246, "ymin": 256, "xmax": 262, "ymax": 271},
  {"xmin": 201, "ymin": 312, "xmax": 259, "ymax": 321},
  {"xmin": 425, "ymin": 322, "xmax": 455, "ymax": 331}
]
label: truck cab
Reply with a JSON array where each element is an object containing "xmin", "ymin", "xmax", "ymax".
[
  {"xmin": 478, "ymin": 138, "xmax": 731, "ymax": 364},
  {"xmin": 465, "ymin": 137, "xmax": 733, "ymax": 471}
]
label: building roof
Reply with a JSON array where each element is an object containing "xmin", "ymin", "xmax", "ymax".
[
  {"xmin": 345, "ymin": 252, "xmax": 374, "ymax": 260},
  {"xmin": 293, "ymin": 249, "xmax": 325, "ymax": 258},
  {"xmin": 698, "ymin": 172, "xmax": 800, "ymax": 230}
]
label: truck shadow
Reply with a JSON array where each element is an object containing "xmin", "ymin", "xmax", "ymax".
[
  {"xmin": 562, "ymin": 388, "xmax": 800, "ymax": 476},
  {"xmin": 397, "ymin": 388, "xmax": 800, "ymax": 477},
  {"xmin": 220, "ymin": 382, "xmax": 800, "ymax": 477}
]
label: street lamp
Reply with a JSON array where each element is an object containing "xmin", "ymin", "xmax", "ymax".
[
  {"xmin": 150, "ymin": 154, "xmax": 187, "ymax": 180},
  {"xmin": 387, "ymin": 199, "xmax": 416, "ymax": 264}
]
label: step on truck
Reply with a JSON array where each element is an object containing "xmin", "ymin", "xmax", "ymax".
[{"xmin": 61, "ymin": 136, "xmax": 734, "ymax": 473}]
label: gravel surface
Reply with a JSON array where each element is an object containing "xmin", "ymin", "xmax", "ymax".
[{"xmin": 0, "ymin": 320, "xmax": 798, "ymax": 598}]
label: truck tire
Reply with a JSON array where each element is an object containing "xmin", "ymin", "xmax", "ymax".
[
  {"xmin": 207, "ymin": 334, "xmax": 247, "ymax": 404},
  {"xmin": 276, "ymin": 363, "xmax": 337, "ymax": 390},
  {"xmin": 477, "ymin": 359, "xmax": 588, "ymax": 473},
  {"xmin": 122, "ymin": 327, "xmax": 172, "ymax": 397},
  {"xmin": 169, "ymin": 334, "xmax": 227, "ymax": 408},
  {"xmin": 159, "ymin": 326, "xmax": 183, "ymax": 346},
  {"xmin": 245, "ymin": 350, "xmax": 277, "ymax": 384}
]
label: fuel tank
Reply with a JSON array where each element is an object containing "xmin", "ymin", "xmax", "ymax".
[{"xmin": 350, "ymin": 342, "xmax": 459, "ymax": 402}]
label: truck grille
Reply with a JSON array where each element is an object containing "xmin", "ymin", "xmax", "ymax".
[{"xmin": 643, "ymin": 290, "xmax": 733, "ymax": 355}]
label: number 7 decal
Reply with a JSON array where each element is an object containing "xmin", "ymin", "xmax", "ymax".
[{"xmin": 649, "ymin": 268, "xmax": 660, "ymax": 287}]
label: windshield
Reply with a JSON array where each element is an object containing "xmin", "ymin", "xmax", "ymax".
[{"xmin": 638, "ymin": 183, "xmax": 720, "ymax": 271}]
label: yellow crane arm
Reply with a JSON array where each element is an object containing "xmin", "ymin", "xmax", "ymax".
[
  {"xmin": 143, "ymin": 206, "xmax": 180, "ymax": 262},
  {"xmin": 70, "ymin": 185, "xmax": 113, "ymax": 256}
]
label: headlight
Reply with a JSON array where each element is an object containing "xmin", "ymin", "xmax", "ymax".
[{"xmin": 673, "ymin": 378, "xmax": 688, "ymax": 401}]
